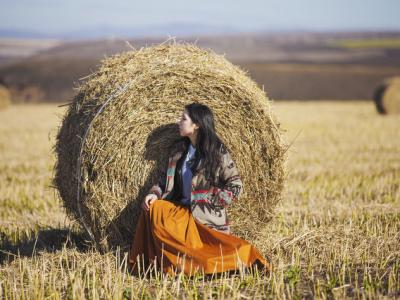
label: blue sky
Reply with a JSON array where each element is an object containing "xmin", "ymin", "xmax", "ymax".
[{"xmin": 1, "ymin": 0, "xmax": 400, "ymax": 34}]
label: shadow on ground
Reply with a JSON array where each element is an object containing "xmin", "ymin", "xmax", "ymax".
[{"xmin": 0, "ymin": 228, "xmax": 92, "ymax": 265}]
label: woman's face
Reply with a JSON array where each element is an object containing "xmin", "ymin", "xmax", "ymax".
[{"xmin": 178, "ymin": 110, "xmax": 199, "ymax": 137}]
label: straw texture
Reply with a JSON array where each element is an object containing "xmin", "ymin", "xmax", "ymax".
[
  {"xmin": 53, "ymin": 40, "xmax": 285, "ymax": 252},
  {"xmin": 374, "ymin": 76, "xmax": 400, "ymax": 114}
]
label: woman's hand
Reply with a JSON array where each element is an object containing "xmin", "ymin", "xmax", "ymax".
[{"xmin": 142, "ymin": 194, "xmax": 158, "ymax": 211}]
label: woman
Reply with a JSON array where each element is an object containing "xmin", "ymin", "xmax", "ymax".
[{"xmin": 128, "ymin": 102, "xmax": 271, "ymax": 277}]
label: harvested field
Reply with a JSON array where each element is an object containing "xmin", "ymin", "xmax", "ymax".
[{"xmin": 0, "ymin": 101, "xmax": 399, "ymax": 298}]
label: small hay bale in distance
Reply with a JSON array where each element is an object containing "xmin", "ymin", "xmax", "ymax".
[
  {"xmin": 0, "ymin": 85, "xmax": 11, "ymax": 110},
  {"xmin": 54, "ymin": 41, "xmax": 285, "ymax": 252},
  {"xmin": 374, "ymin": 76, "xmax": 400, "ymax": 114}
]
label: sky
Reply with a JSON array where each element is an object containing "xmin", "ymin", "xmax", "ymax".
[{"xmin": 1, "ymin": 0, "xmax": 400, "ymax": 34}]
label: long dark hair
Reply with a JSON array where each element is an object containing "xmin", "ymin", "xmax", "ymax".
[{"xmin": 182, "ymin": 102, "xmax": 223, "ymax": 184}]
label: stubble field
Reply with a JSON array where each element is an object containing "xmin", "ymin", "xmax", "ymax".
[{"xmin": 0, "ymin": 101, "xmax": 399, "ymax": 299}]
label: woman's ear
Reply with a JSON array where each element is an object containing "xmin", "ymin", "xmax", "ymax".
[{"xmin": 194, "ymin": 123, "xmax": 200, "ymax": 130}]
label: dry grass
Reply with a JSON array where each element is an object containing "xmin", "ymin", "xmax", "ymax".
[
  {"xmin": 0, "ymin": 101, "xmax": 399, "ymax": 299},
  {"xmin": 0, "ymin": 85, "xmax": 11, "ymax": 110}
]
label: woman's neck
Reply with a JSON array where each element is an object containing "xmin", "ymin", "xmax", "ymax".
[{"xmin": 188, "ymin": 133, "xmax": 197, "ymax": 148}]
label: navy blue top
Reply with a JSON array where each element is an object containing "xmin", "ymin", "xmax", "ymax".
[{"xmin": 180, "ymin": 143, "xmax": 196, "ymax": 206}]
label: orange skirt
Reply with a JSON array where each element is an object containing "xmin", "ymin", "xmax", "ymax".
[{"xmin": 128, "ymin": 199, "xmax": 271, "ymax": 277}]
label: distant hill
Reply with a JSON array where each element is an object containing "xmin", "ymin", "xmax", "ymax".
[
  {"xmin": 0, "ymin": 22, "xmax": 241, "ymax": 40},
  {"xmin": 0, "ymin": 38, "xmax": 61, "ymax": 66},
  {"xmin": 1, "ymin": 31, "xmax": 400, "ymax": 102}
]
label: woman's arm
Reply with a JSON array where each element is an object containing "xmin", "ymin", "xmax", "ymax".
[
  {"xmin": 147, "ymin": 158, "xmax": 168, "ymax": 199},
  {"xmin": 213, "ymin": 148, "xmax": 243, "ymax": 207}
]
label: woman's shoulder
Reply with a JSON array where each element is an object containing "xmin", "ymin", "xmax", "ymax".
[
  {"xmin": 218, "ymin": 143, "xmax": 237, "ymax": 166},
  {"xmin": 216, "ymin": 142, "xmax": 231, "ymax": 165}
]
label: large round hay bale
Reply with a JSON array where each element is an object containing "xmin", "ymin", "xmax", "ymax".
[
  {"xmin": 54, "ymin": 41, "xmax": 285, "ymax": 252},
  {"xmin": 374, "ymin": 77, "xmax": 400, "ymax": 114},
  {"xmin": 0, "ymin": 85, "xmax": 11, "ymax": 110}
]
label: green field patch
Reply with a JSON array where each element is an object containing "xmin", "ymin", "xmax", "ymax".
[{"xmin": 331, "ymin": 38, "xmax": 400, "ymax": 49}]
